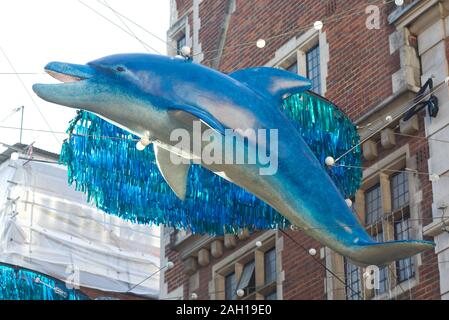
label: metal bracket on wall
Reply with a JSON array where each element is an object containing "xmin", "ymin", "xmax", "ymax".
[{"xmin": 403, "ymin": 78, "xmax": 439, "ymax": 121}]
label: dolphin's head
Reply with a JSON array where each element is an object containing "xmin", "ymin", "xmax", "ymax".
[{"xmin": 33, "ymin": 54, "xmax": 174, "ymax": 132}]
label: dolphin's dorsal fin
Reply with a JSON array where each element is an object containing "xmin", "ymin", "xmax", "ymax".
[
  {"xmin": 154, "ymin": 144, "xmax": 190, "ymax": 201},
  {"xmin": 229, "ymin": 67, "xmax": 312, "ymax": 102}
]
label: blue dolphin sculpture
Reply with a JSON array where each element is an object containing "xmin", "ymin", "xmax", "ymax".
[{"xmin": 33, "ymin": 53, "xmax": 434, "ymax": 266}]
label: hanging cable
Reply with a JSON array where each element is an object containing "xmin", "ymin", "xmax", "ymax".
[
  {"xmin": 126, "ymin": 263, "xmax": 171, "ymax": 293},
  {"xmin": 335, "ymin": 81, "xmax": 448, "ymax": 163},
  {"xmin": 0, "ymin": 45, "xmax": 61, "ymax": 145},
  {"xmin": 278, "ymin": 229, "xmax": 364, "ymax": 300},
  {"xmin": 101, "ymin": 0, "xmax": 157, "ymax": 54},
  {"xmin": 77, "ymin": 0, "xmax": 162, "ymax": 54},
  {"xmin": 95, "ymin": 0, "xmax": 178, "ymax": 54}
]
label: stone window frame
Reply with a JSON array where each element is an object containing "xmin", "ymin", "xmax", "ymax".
[
  {"xmin": 344, "ymin": 258, "xmax": 363, "ymax": 300},
  {"xmin": 326, "ymin": 145, "xmax": 423, "ymax": 300},
  {"xmin": 211, "ymin": 231, "xmax": 280, "ymax": 300},
  {"xmin": 167, "ymin": 14, "xmax": 192, "ymax": 57},
  {"xmin": 354, "ymin": 145, "xmax": 422, "ymax": 300},
  {"xmin": 365, "ymin": 183, "xmax": 383, "ymax": 225},
  {"xmin": 265, "ymin": 27, "xmax": 329, "ymax": 95}
]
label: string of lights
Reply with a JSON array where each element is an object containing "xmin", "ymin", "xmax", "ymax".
[
  {"xmin": 278, "ymin": 229, "xmax": 364, "ymax": 300},
  {"xmin": 199, "ymin": 0, "xmax": 396, "ymax": 64},
  {"xmin": 161, "ymin": 254, "xmax": 449, "ymax": 300},
  {"xmin": 334, "ymin": 163, "xmax": 445, "ymax": 180},
  {"xmin": 334, "ymin": 80, "xmax": 448, "ymax": 163}
]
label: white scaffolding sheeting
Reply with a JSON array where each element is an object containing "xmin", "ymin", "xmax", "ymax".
[{"xmin": 0, "ymin": 159, "xmax": 160, "ymax": 297}]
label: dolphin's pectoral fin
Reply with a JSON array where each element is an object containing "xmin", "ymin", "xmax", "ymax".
[
  {"xmin": 154, "ymin": 144, "xmax": 191, "ymax": 201},
  {"xmin": 168, "ymin": 105, "xmax": 226, "ymax": 135},
  {"xmin": 348, "ymin": 239, "xmax": 435, "ymax": 267},
  {"xmin": 229, "ymin": 67, "xmax": 312, "ymax": 103}
]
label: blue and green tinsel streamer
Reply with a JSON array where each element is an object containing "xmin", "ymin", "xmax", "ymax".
[
  {"xmin": 0, "ymin": 264, "xmax": 88, "ymax": 300},
  {"xmin": 59, "ymin": 91, "xmax": 362, "ymax": 235}
]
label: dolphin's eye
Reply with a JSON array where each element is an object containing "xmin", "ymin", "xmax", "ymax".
[{"xmin": 116, "ymin": 66, "xmax": 126, "ymax": 72}]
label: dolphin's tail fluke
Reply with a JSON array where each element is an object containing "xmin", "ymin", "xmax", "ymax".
[{"xmin": 348, "ymin": 239, "xmax": 435, "ymax": 267}]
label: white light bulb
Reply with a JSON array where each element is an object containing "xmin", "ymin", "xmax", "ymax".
[
  {"xmin": 256, "ymin": 39, "xmax": 266, "ymax": 48},
  {"xmin": 325, "ymin": 156, "xmax": 335, "ymax": 166},
  {"xmin": 136, "ymin": 141, "xmax": 146, "ymax": 151},
  {"xmin": 314, "ymin": 21, "xmax": 323, "ymax": 31},
  {"xmin": 363, "ymin": 271, "xmax": 370, "ymax": 279},
  {"xmin": 395, "ymin": 0, "xmax": 404, "ymax": 6},
  {"xmin": 236, "ymin": 289, "xmax": 245, "ymax": 297},
  {"xmin": 10, "ymin": 152, "xmax": 19, "ymax": 161},
  {"xmin": 345, "ymin": 199, "xmax": 353, "ymax": 207},
  {"xmin": 140, "ymin": 137, "xmax": 152, "ymax": 147},
  {"xmin": 166, "ymin": 261, "xmax": 174, "ymax": 270},
  {"xmin": 191, "ymin": 293, "xmax": 198, "ymax": 300},
  {"xmin": 181, "ymin": 46, "xmax": 191, "ymax": 57},
  {"xmin": 445, "ymin": 76, "xmax": 449, "ymax": 85},
  {"xmin": 385, "ymin": 115, "xmax": 393, "ymax": 122},
  {"xmin": 309, "ymin": 248, "xmax": 317, "ymax": 256},
  {"xmin": 429, "ymin": 173, "xmax": 440, "ymax": 182},
  {"xmin": 255, "ymin": 241, "xmax": 262, "ymax": 248}
]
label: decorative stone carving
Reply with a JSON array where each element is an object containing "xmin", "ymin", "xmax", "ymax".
[
  {"xmin": 184, "ymin": 256, "xmax": 198, "ymax": 275},
  {"xmin": 198, "ymin": 248, "xmax": 210, "ymax": 267},
  {"xmin": 363, "ymin": 140, "xmax": 378, "ymax": 161},
  {"xmin": 211, "ymin": 240, "xmax": 224, "ymax": 258},
  {"xmin": 224, "ymin": 234, "xmax": 237, "ymax": 249},
  {"xmin": 400, "ymin": 115, "xmax": 419, "ymax": 135},
  {"xmin": 381, "ymin": 128, "xmax": 396, "ymax": 149}
]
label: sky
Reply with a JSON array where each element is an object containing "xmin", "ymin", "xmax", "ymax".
[{"xmin": 0, "ymin": 0, "xmax": 170, "ymax": 154}]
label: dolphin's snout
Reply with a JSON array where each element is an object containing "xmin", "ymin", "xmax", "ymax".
[
  {"xmin": 32, "ymin": 62, "xmax": 98, "ymax": 108},
  {"xmin": 44, "ymin": 62, "xmax": 96, "ymax": 82}
]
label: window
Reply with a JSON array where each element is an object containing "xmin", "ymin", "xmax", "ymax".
[
  {"xmin": 176, "ymin": 34, "xmax": 186, "ymax": 52},
  {"xmin": 216, "ymin": 241, "xmax": 277, "ymax": 300},
  {"xmin": 344, "ymin": 259, "xmax": 362, "ymax": 300},
  {"xmin": 236, "ymin": 261, "xmax": 255, "ymax": 295},
  {"xmin": 286, "ymin": 61, "xmax": 298, "ymax": 74},
  {"xmin": 306, "ymin": 45, "xmax": 321, "ymax": 94},
  {"xmin": 264, "ymin": 248, "xmax": 276, "ymax": 284},
  {"xmin": 374, "ymin": 232, "xmax": 389, "ymax": 295},
  {"xmin": 394, "ymin": 218, "xmax": 415, "ymax": 282},
  {"xmin": 365, "ymin": 184, "xmax": 382, "ymax": 225},
  {"xmin": 225, "ymin": 272, "xmax": 237, "ymax": 300},
  {"xmin": 391, "ymin": 172, "xmax": 409, "ymax": 211}
]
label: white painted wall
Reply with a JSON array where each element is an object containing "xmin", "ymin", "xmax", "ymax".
[
  {"xmin": 0, "ymin": 159, "xmax": 160, "ymax": 297},
  {"xmin": 419, "ymin": 18, "xmax": 449, "ymax": 300}
]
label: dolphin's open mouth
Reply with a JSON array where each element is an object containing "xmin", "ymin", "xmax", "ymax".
[
  {"xmin": 32, "ymin": 62, "xmax": 97, "ymax": 107},
  {"xmin": 43, "ymin": 62, "xmax": 95, "ymax": 84},
  {"xmin": 46, "ymin": 70, "xmax": 85, "ymax": 83}
]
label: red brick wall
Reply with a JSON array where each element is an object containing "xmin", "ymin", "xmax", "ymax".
[
  {"xmin": 163, "ymin": 0, "xmax": 440, "ymax": 300},
  {"xmin": 281, "ymin": 231, "xmax": 326, "ymax": 300},
  {"xmin": 197, "ymin": 0, "xmax": 399, "ymax": 120},
  {"xmin": 164, "ymin": 230, "xmax": 325, "ymax": 300}
]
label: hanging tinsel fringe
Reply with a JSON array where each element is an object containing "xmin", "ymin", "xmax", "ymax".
[
  {"xmin": 0, "ymin": 264, "xmax": 88, "ymax": 300},
  {"xmin": 59, "ymin": 91, "xmax": 361, "ymax": 235}
]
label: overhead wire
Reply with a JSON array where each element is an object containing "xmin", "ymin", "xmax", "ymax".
[{"xmin": 0, "ymin": 45, "xmax": 61, "ymax": 145}]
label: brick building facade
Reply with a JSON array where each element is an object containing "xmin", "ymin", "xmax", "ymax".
[{"xmin": 160, "ymin": 0, "xmax": 448, "ymax": 300}]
